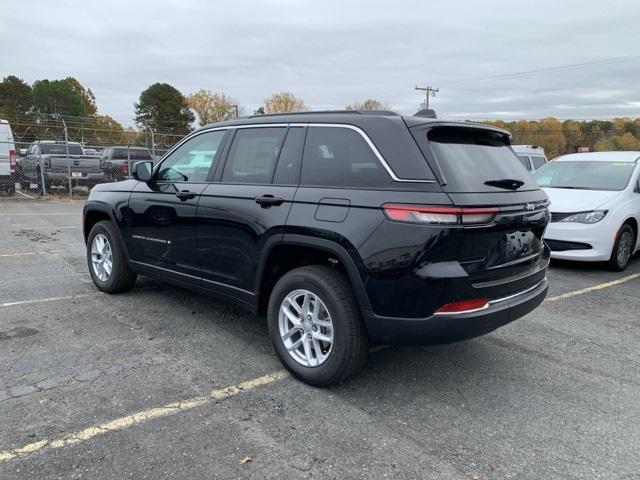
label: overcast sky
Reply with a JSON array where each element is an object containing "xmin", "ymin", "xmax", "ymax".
[{"xmin": 2, "ymin": 0, "xmax": 640, "ymax": 126}]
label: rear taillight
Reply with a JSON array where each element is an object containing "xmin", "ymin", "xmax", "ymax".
[
  {"xmin": 9, "ymin": 149, "xmax": 16, "ymax": 171},
  {"xmin": 435, "ymin": 297, "xmax": 490, "ymax": 315},
  {"xmin": 382, "ymin": 204, "xmax": 498, "ymax": 225},
  {"xmin": 119, "ymin": 164, "xmax": 129, "ymax": 175}
]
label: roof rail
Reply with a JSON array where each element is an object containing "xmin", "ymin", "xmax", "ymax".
[{"xmin": 249, "ymin": 109, "xmax": 399, "ymax": 118}]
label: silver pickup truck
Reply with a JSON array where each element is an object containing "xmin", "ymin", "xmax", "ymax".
[{"xmin": 17, "ymin": 141, "xmax": 106, "ymax": 191}]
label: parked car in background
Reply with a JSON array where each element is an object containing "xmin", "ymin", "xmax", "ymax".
[
  {"xmin": 100, "ymin": 146, "xmax": 154, "ymax": 181},
  {"xmin": 513, "ymin": 145, "xmax": 548, "ymax": 173},
  {"xmin": 83, "ymin": 110, "xmax": 550, "ymax": 386},
  {"xmin": 535, "ymin": 151, "xmax": 640, "ymax": 270},
  {"xmin": 0, "ymin": 119, "xmax": 16, "ymax": 194},
  {"xmin": 17, "ymin": 140, "xmax": 106, "ymax": 192}
]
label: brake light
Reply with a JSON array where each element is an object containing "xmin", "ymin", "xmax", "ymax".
[
  {"xmin": 119, "ymin": 164, "xmax": 129, "ymax": 175},
  {"xmin": 435, "ymin": 297, "xmax": 489, "ymax": 315},
  {"xmin": 9, "ymin": 149, "xmax": 16, "ymax": 171},
  {"xmin": 382, "ymin": 204, "xmax": 498, "ymax": 225}
]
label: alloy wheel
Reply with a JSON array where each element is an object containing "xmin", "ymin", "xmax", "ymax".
[
  {"xmin": 278, "ymin": 289, "xmax": 334, "ymax": 367},
  {"xmin": 91, "ymin": 233, "xmax": 113, "ymax": 282}
]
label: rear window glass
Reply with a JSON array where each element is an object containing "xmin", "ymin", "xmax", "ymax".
[
  {"xmin": 534, "ymin": 161, "xmax": 635, "ymax": 191},
  {"xmin": 427, "ymin": 127, "xmax": 538, "ymax": 192},
  {"xmin": 112, "ymin": 148, "xmax": 152, "ymax": 160},
  {"xmin": 40, "ymin": 143, "xmax": 84, "ymax": 155}
]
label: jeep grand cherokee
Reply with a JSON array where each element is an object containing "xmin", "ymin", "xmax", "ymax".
[{"xmin": 83, "ymin": 110, "xmax": 550, "ymax": 386}]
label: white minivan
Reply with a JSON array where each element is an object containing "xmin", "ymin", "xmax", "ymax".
[
  {"xmin": 512, "ymin": 145, "xmax": 548, "ymax": 173},
  {"xmin": 0, "ymin": 119, "xmax": 16, "ymax": 195}
]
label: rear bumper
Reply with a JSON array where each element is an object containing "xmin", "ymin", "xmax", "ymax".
[
  {"xmin": 45, "ymin": 172, "xmax": 107, "ymax": 185},
  {"xmin": 362, "ymin": 277, "xmax": 548, "ymax": 345}
]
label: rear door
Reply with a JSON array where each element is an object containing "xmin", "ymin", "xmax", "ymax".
[
  {"xmin": 197, "ymin": 125, "xmax": 304, "ymax": 298},
  {"xmin": 125, "ymin": 129, "xmax": 228, "ymax": 284},
  {"xmin": 411, "ymin": 125, "xmax": 549, "ymax": 297}
]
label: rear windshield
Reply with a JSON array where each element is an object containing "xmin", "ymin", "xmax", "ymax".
[
  {"xmin": 427, "ymin": 127, "xmax": 538, "ymax": 192},
  {"xmin": 112, "ymin": 148, "xmax": 152, "ymax": 160},
  {"xmin": 534, "ymin": 161, "xmax": 636, "ymax": 191},
  {"xmin": 40, "ymin": 143, "xmax": 84, "ymax": 155}
]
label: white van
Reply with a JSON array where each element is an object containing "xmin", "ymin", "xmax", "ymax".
[
  {"xmin": 0, "ymin": 119, "xmax": 16, "ymax": 194},
  {"xmin": 512, "ymin": 145, "xmax": 548, "ymax": 173}
]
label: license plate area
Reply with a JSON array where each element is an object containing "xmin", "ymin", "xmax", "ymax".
[{"xmin": 71, "ymin": 172, "xmax": 83, "ymax": 177}]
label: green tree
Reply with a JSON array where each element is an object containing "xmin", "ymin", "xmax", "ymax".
[
  {"xmin": 32, "ymin": 79, "xmax": 87, "ymax": 117},
  {"xmin": 186, "ymin": 89, "xmax": 241, "ymax": 126},
  {"xmin": 345, "ymin": 99, "xmax": 390, "ymax": 110},
  {"xmin": 0, "ymin": 75, "xmax": 32, "ymax": 117},
  {"xmin": 134, "ymin": 83, "xmax": 194, "ymax": 133},
  {"xmin": 64, "ymin": 77, "xmax": 97, "ymax": 116}
]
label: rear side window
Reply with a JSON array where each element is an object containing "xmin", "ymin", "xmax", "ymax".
[
  {"xmin": 301, "ymin": 126, "xmax": 390, "ymax": 188},
  {"xmin": 427, "ymin": 127, "xmax": 538, "ymax": 192},
  {"xmin": 222, "ymin": 127, "xmax": 286, "ymax": 184}
]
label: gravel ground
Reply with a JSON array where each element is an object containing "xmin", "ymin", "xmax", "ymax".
[{"xmin": 0, "ymin": 198, "xmax": 638, "ymax": 480}]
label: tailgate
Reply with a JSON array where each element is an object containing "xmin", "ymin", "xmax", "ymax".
[{"xmin": 49, "ymin": 155, "xmax": 102, "ymax": 174}]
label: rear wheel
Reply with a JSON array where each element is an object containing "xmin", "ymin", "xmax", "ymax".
[
  {"xmin": 86, "ymin": 220, "xmax": 137, "ymax": 293},
  {"xmin": 608, "ymin": 224, "xmax": 635, "ymax": 271},
  {"xmin": 267, "ymin": 266, "xmax": 369, "ymax": 387}
]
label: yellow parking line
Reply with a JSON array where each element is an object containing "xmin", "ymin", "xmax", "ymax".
[
  {"xmin": 0, "ymin": 250, "xmax": 66, "ymax": 257},
  {"xmin": 0, "ymin": 370, "xmax": 288, "ymax": 463},
  {"xmin": 0, "ymin": 294, "xmax": 91, "ymax": 308},
  {"xmin": 0, "ymin": 212, "xmax": 79, "ymax": 216},
  {"xmin": 546, "ymin": 272, "xmax": 640, "ymax": 302}
]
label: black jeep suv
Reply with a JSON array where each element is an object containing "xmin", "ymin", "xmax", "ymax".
[{"xmin": 83, "ymin": 110, "xmax": 550, "ymax": 386}]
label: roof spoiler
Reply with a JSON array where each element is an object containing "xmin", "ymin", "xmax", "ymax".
[{"xmin": 414, "ymin": 109, "xmax": 437, "ymax": 118}]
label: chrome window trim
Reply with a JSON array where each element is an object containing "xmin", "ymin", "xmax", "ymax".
[{"xmin": 159, "ymin": 122, "xmax": 436, "ymax": 184}]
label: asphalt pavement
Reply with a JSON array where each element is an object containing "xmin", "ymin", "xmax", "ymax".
[{"xmin": 0, "ymin": 197, "xmax": 638, "ymax": 479}]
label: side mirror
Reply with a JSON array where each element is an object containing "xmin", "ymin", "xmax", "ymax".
[{"xmin": 132, "ymin": 161, "xmax": 153, "ymax": 182}]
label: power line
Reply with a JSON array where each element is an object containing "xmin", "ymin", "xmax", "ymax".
[{"xmin": 446, "ymin": 52, "xmax": 640, "ymax": 87}]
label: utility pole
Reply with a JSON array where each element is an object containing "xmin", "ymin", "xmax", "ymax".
[{"xmin": 415, "ymin": 85, "xmax": 439, "ymax": 109}]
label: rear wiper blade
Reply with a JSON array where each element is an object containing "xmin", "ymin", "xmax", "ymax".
[{"xmin": 484, "ymin": 178, "xmax": 525, "ymax": 190}]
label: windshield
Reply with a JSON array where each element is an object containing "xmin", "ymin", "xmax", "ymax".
[
  {"xmin": 40, "ymin": 144, "xmax": 84, "ymax": 155},
  {"xmin": 427, "ymin": 127, "xmax": 538, "ymax": 192},
  {"xmin": 534, "ymin": 161, "xmax": 636, "ymax": 191}
]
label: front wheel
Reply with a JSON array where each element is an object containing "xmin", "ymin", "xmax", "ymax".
[
  {"xmin": 86, "ymin": 220, "xmax": 137, "ymax": 293},
  {"xmin": 267, "ymin": 266, "xmax": 369, "ymax": 387},
  {"xmin": 608, "ymin": 224, "xmax": 635, "ymax": 271}
]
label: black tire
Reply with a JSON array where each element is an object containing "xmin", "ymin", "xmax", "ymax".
[
  {"xmin": 20, "ymin": 180, "xmax": 30, "ymax": 191},
  {"xmin": 86, "ymin": 220, "xmax": 137, "ymax": 293},
  {"xmin": 6, "ymin": 181, "xmax": 15, "ymax": 195},
  {"xmin": 608, "ymin": 224, "xmax": 635, "ymax": 271},
  {"xmin": 267, "ymin": 265, "xmax": 369, "ymax": 387}
]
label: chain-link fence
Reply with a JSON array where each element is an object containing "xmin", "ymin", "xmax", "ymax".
[{"xmin": 0, "ymin": 114, "xmax": 184, "ymax": 198}]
